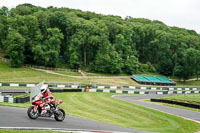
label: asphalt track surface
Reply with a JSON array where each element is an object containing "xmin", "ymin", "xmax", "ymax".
[
  {"xmin": 0, "ymin": 106, "xmax": 150, "ymax": 133},
  {"xmin": 114, "ymin": 94, "xmax": 200, "ymax": 123}
]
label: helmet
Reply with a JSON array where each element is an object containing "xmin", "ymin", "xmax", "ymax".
[{"xmin": 41, "ymin": 85, "xmax": 47, "ymax": 94}]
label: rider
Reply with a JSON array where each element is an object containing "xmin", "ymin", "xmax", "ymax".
[{"xmin": 40, "ymin": 85, "xmax": 55, "ymax": 115}]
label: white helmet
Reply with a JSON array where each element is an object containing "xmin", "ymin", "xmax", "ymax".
[{"xmin": 41, "ymin": 85, "xmax": 47, "ymax": 94}]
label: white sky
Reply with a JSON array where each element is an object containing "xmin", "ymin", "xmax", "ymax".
[{"xmin": 0, "ymin": 0, "xmax": 200, "ymax": 33}]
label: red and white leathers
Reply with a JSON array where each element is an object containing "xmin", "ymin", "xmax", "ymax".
[{"xmin": 39, "ymin": 89, "xmax": 56, "ymax": 115}]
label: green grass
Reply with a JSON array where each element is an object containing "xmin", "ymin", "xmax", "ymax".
[
  {"xmin": 1, "ymin": 92, "xmax": 200, "ymax": 132},
  {"xmin": 0, "ymin": 102, "xmax": 30, "ymax": 108},
  {"xmin": 55, "ymin": 92, "xmax": 200, "ymax": 133},
  {"xmin": 161, "ymin": 94, "xmax": 200, "ymax": 103},
  {"xmin": 0, "ymin": 87, "xmax": 30, "ymax": 89},
  {"xmin": 0, "ymin": 62, "xmax": 89, "ymax": 84},
  {"xmin": 176, "ymin": 80, "xmax": 200, "ymax": 86},
  {"xmin": 54, "ymin": 70, "xmax": 82, "ymax": 76},
  {"xmin": 0, "ymin": 130, "xmax": 71, "ymax": 133},
  {"xmin": 0, "ymin": 62, "xmax": 137, "ymax": 85}
]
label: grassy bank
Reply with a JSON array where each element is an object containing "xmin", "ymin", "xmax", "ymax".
[
  {"xmin": 176, "ymin": 80, "xmax": 200, "ymax": 86},
  {"xmin": 0, "ymin": 62, "xmax": 88, "ymax": 83},
  {"xmin": 51, "ymin": 93, "xmax": 200, "ymax": 132},
  {"xmin": 0, "ymin": 102, "xmax": 30, "ymax": 108},
  {"xmin": 160, "ymin": 94, "xmax": 200, "ymax": 103},
  {"xmin": 0, "ymin": 62, "xmax": 137, "ymax": 85}
]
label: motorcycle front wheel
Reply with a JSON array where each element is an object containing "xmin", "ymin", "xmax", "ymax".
[
  {"xmin": 54, "ymin": 108, "xmax": 65, "ymax": 122},
  {"xmin": 27, "ymin": 106, "xmax": 39, "ymax": 119}
]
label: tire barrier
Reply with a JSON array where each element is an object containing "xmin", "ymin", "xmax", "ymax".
[
  {"xmin": 16, "ymin": 96, "xmax": 30, "ymax": 103},
  {"xmin": 151, "ymin": 98, "xmax": 200, "ymax": 109},
  {"xmin": 0, "ymin": 96, "xmax": 30, "ymax": 103},
  {"xmin": 0, "ymin": 96, "xmax": 15, "ymax": 103}
]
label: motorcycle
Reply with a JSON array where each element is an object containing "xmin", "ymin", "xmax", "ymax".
[{"xmin": 27, "ymin": 82, "xmax": 65, "ymax": 121}]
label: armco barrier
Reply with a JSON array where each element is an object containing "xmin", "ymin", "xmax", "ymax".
[
  {"xmin": 1, "ymin": 82, "xmax": 200, "ymax": 96},
  {"xmin": 87, "ymin": 89, "xmax": 149, "ymax": 94},
  {"xmin": 49, "ymin": 88, "xmax": 82, "ymax": 92},
  {"xmin": 151, "ymin": 98, "xmax": 200, "ymax": 109},
  {"xmin": 0, "ymin": 82, "xmax": 85, "ymax": 89},
  {"xmin": 156, "ymin": 90, "xmax": 200, "ymax": 95}
]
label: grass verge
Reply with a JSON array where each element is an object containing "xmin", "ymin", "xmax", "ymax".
[
  {"xmin": 160, "ymin": 94, "xmax": 200, "ymax": 104},
  {"xmin": 0, "ymin": 102, "xmax": 30, "ymax": 108}
]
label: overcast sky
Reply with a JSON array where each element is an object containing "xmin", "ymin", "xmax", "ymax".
[{"xmin": 1, "ymin": 0, "xmax": 200, "ymax": 33}]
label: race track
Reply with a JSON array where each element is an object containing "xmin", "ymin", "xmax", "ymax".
[
  {"xmin": 1, "ymin": 94, "xmax": 200, "ymax": 133},
  {"xmin": 0, "ymin": 106, "xmax": 150, "ymax": 133},
  {"xmin": 114, "ymin": 94, "xmax": 200, "ymax": 123}
]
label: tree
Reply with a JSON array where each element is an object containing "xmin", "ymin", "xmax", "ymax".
[
  {"xmin": 175, "ymin": 48, "xmax": 200, "ymax": 81},
  {"xmin": 32, "ymin": 28, "xmax": 63, "ymax": 67},
  {"xmin": 124, "ymin": 55, "xmax": 140, "ymax": 74},
  {"xmin": 6, "ymin": 31, "xmax": 25, "ymax": 67}
]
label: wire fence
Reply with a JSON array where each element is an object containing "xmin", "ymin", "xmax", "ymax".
[
  {"xmin": 0, "ymin": 57, "xmax": 76, "ymax": 72},
  {"xmin": 24, "ymin": 64, "xmax": 77, "ymax": 72}
]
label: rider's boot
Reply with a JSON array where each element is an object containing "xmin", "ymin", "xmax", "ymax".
[{"xmin": 41, "ymin": 109, "xmax": 47, "ymax": 116}]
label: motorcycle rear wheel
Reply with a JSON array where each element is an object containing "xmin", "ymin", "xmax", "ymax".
[
  {"xmin": 27, "ymin": 106, "xmax": 39, "ymax": 119},
  {"xmin": 54, "ymin": 108, "xmax": 65, "ymax": 122}
]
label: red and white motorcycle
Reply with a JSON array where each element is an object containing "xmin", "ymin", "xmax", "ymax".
[{"xmin": 27, "ymin": 82, "xmax": 65, "ymax": 121}]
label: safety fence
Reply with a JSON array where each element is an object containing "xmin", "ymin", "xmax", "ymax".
[
  {"xmin": 1, "ymin": 82, "xmax": 200, "ymax": 96},
  {"xmin": 91, "ymin": 85, "xmax": 200, "ymax": 91},
  {"xmin": 156, "ymin": 90, "xmax": 200, "ymax": 95},
  {"xmin": 85, "ymin": 89, "xmax": 200, "ymax": 95},
  {"xmin": 85, "ymin": 89, "xmax": 149, "ymax": 94},
  {"xmin": 1, "ymin": 82, "xmax": 200, "ymax": 91},
  {"xmin": 0, "ymin": 83, "xmax": 84, "ymax": 89}
]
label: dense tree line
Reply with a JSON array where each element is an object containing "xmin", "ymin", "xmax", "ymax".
[{"xmin": 0, "ymin": 4, "xmax": 200, "ymax": 80}]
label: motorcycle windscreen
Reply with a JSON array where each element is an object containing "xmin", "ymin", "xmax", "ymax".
[{"xmin": 30, "ymin": 81, "xmax": 44, "ymax": 102}]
